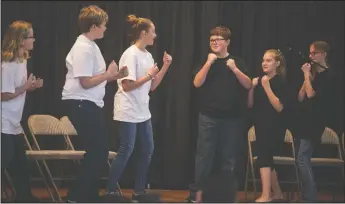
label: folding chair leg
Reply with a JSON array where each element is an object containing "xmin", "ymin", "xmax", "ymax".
[
  {"xmin": 34, "ymin": 160, "xmax": 56, "ymax": 202},
  {"xmin": 294, "ymin": 164, "xmax": 301, "ymax": 201},
  {"xmin": 41, "ymin": 160, "xmax": 62, "ymax": 202},
  {"xmin": 251, "ymin": 163, "xmax": 257, "ymax": 199},
  {"xmin": 244, "ymin": 159, "xmax": 250, "ymax": 200},
  {"xmin": 4, "ymin": 170, "xmax": 16, "ymax": 199},
  {"xmin": 1, "ymin": 176, "xmax": 13, "ymax": 202}
]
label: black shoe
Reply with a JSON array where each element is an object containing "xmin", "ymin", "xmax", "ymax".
[
  {"xmin": 132, "ymin": 191, "xmax": 161, "ymax": 203},
  {"xmin": 184, "ymin": 191, "xmax": 196, "ymax": 203},
  {"xmin": 104, "ymin": 191, "xmax": 131, "ymax": 203}
]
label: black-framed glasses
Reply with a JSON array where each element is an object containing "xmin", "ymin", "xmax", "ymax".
[{"xmin": 210, "ymin": 38, "xmax": 226, "ymax": 43}]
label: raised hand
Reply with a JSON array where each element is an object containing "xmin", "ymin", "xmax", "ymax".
[
  {"xmin": 226, "ymin": 58, "xmax": 237, "ymax": 71},
  {"xmin": 163, "ymin": 51, "xmax": 172, "ymax": 67},
  {"xmin": 147, "ymin": 63, "xmax": 159, "ymax": 79},
  {"xmin": 261, "ymin": 75, "xmax": 270, "ymax": 88},
  {"xmin": 301, "ymin": 63, "xmax": 311, "ymax": 73},
  {"xmin": 207, "ymin": 53, "xmax": 217, "ymax": 64},
  {"xmin": 25, "ymin": 73, "xmax": 37, "ymax": 91},
  {"xmin": 35, "ymin": 78, "xmax": 44, "ymax": 88},
  {"xmin": 252, "ymin": 77, "xmax": 259, "ymax": 88},
  {"xmin": 116, "ymin": 66, "xmax": 129, "ymax": 79}
]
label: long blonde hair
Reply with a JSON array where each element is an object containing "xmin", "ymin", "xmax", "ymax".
[{"xmin": 1, "ymin": 21, "xmax": 32, "ymax": 63}]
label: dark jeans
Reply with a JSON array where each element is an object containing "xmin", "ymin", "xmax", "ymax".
[
  {"xmin": 107, "ymin": 119, "xmax": 154, "ymax": 194},
  {"xmin": 191, "ymin": 113, "xmax": 243, "ymax": 192},
  {"xmin": 296, "ymin": 139, "xmax": 317, "ymax": 202},
  {"xmin": 63, "ymin": 99, "xmax": 109, "ymax": 202},
  {"xmin": 1, "ymin": 133, "xmax": 33, "ymax": 199}
]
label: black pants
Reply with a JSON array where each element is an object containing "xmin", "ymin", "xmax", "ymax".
[
  {"xmin": 255, "ymin": 128, "xmax": 286, "ymax": 170},
  {"xmin": 63, "ymin": 99, "xmax": 109, "ymax": 202},
  {"xmin": 1, "ymin": 133, "xmax": 33, "ymax": 200},
  {"xmin": 190, "ymin": 113, "xmax": 243, "ymax": 193}
]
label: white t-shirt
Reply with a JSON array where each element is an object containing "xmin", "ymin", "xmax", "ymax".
[
  {"xmin": 62, "ymin": 35, "xmax": 107, "ymax": 108},
  {"xmin": 1, "ymin": 60, "xmax": 27, "ymax": 135},
  {"xmin": 113, "ymin": 44, "xmax": 154, "ymax": 123}
]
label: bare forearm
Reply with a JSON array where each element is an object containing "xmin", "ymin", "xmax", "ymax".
[
  {"xmin": 122, "ymin": 75, "xmax": 152, "ymax": 92},
  {"xmin": 193, "ymin": 62, "xmax": 212, "ymax": 88},
  {"xmin": 79, "ymin": 73, "xmax": 109, "ymax": 89},
  {"xmin": 247, "ymin": 88, "xmax": 255, "ymax": 108},
  {"xmin": 1, "ymin": 85, "xmax": 27, "ymax": 101},
  {"xmin": 304, "ymin": 74, "xmax": 316, "ymax": 98},
  {"xmin": 232, "ymin": 68, "xmax": 252, "ymax": 89},
  {"xmin": 151, "ymin": 65, "xmax": 169, "ymax": 91},
  {"xmin": 298, "ymin": 83, "xmax": 306, "ymax": 101},
  {"xmin": 263, "ymin": 85, "xmax": 284, "ymax": 112}
]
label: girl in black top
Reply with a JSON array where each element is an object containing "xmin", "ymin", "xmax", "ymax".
[
  {"xmin": 294, "ymin": 41, "xmax": 334, "ymax": 202},
  {"xmin": 248, "ymin": 49, "xmax": 289, "ymax": 202}
]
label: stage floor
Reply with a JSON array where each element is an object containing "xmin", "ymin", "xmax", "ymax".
[{"xmin": 4, "ymin": 188, "xmax": 344, "ymax": 203}]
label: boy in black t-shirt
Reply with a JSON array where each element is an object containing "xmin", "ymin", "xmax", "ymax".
[{"xmin": 185, "ymin": 26, "xmax": 252, "ymax": 203}]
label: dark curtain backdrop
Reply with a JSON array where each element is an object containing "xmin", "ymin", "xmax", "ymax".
[{"xmin": 2, "ymin": 1, "xmax": 344, "ymax": 190}]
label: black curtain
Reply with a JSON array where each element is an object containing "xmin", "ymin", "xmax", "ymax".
[{"xmin": 2, "ymin": 1, "xmax": 344, "ymax": 190}]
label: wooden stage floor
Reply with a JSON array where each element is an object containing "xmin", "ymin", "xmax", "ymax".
[{"xmin": 3, "ymin": 188, "xmax": 344, "ymax": 203}]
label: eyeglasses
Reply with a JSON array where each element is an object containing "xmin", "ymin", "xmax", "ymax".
[
  {"xmin": 309, "ymin": 51, "xmax": 322, "ymax": 56},
  {"xmin": 26, "ymin": 36, "xmax": 35, "ymax": 39},
  {"xmin": 210, "ymin": 38, "xmax": 226, "ymax": 43}
]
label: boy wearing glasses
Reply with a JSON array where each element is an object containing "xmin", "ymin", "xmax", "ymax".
[{"xmin": 186, "ymin": 26, "xmax": 252, "ymax": 202}]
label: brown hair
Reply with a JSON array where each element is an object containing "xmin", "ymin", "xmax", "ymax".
[
  {"xmin": 310, "ymin": 40, "xmax": 330, "ymax": 65},
  {"xmin": 265, "ymin": 49, "xmax": 286, "ymax": 77},
  {"xmin": 126, "ymin": 14, "xmax": 153, "ymax": 43},
  {"xmin": 78, "ymin": 5, "xmax": 108, "ymax": 33},
  {"xmin": 1, "ymin": 21, "xmax": 32, "ymax": 62},
  {"xmin": 210, "ymin": 26, "xmax": 231, "ymax": 40}
]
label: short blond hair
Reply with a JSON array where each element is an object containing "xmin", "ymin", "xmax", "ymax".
[{"xmin": 78, "ymin": 5, "xmax": 108, "ymax": 33}]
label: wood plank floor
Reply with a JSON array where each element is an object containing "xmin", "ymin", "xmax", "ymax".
[{"xmin": 3, "ymin": 188, "xmax": 344, "ymax": 203}]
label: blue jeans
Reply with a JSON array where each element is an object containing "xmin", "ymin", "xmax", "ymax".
[
  {"xmin": 107, "ymin": 119, "xmax": 154, "ymax": 194},
  {"xmin": 191, "ymin": 113, "xmax": 242, "ymax": 193},
  {"xmin": 296, "ymin": 139, "xmax": 317, "ymax": 202}
]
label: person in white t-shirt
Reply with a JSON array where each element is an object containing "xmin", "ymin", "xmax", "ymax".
[
  {"xmin": 105, "ymin": 14, "xmax": 172, "ymax": 203},
  {"xmin": 61, "ymin": 5, "xmax": 128, "ymax": 203},
  {"xmin": 1, "ymin": 20, "xmax": 43, "ymax": 203}
]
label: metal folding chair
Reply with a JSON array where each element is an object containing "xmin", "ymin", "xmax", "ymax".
[
  {"xmin": 59, "ymin": 116, "xmax": 122, "ymax": 195},
  {"xmin": 244, "ymin": 126, "xmax": 300, "ymax": 200},
  {"xmin": 308, "ymin": 127, "xmax": 344, "ymax": 201},
  {"xmin": 26, "ymin": 114, "xmax": 86, "ymax": 202}
]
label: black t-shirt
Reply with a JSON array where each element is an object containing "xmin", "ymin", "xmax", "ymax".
[
  {"xmin": 252, "ymin": 74, "xmax": 290, "ymax": 129},
  {"xmin": 295, "ymin": 68, "xmax": 335, "ymax": 140},
  {"xmin": 193, "ymin": 54, "xmax": 250, "ymax": 119}
]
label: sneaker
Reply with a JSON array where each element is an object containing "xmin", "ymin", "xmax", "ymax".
[
  {"xmin": 104, "ymin": 191, "xmax": 131, "ymax": 203},
  {"xmin": 132, "ymin": 191, "xmax": 161, "ymax": 203},
  {"xmin": 184, "ymin": 191, "xmax": 196, "ymax": 203}
]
